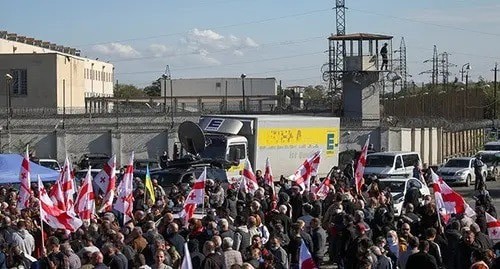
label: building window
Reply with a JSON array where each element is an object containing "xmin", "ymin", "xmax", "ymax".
[{"xmin": 10, "ymin": 69, "xmax": 28, "ymax": 95}]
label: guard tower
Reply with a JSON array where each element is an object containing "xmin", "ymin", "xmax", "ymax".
[{"xmin": 328, "ymin": 33, "xmax": 394, "ymax": 126}]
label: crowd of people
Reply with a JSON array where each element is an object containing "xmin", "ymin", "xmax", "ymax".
[{"xmin": 0, "ymin": 163, "xmax": 498, "ymax": 269}]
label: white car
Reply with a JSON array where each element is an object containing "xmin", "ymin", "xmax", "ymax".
[
  {"xmin": 36, "ymin": 159, "xmax": 61, "ymax": 172},
  {"xmin": 437, "ymin": 157, "xmax": 487, "ymax": 187},
  {"xmin": 377, "ymin": 177, "xmax": 430, "ymax": 216}
]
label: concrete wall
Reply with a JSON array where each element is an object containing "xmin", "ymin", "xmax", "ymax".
[{"xmin": 164, "ymin": 78, "xmax": 277, "ymax": 97}]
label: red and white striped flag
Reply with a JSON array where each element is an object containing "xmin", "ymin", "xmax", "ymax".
[
  {"xmin": 315, "ymin": 176, "xmax": 332, "ymax": 200},
  {"xmin": 180, "ymin": 168, "xmax": 206, "ymax": 223},
  {"xmin": 94, "ymin": 155, "xmax": 117, "ymax": 212},
  {"xmin": 49, "ymin": 157, "xmax": 76, "ymax": 212},
  {"xmin": 17, "ymin": 147, "xmax": 32, "ymax": 210},
  {"xmin": 299, "ymin": 239, "xmax": 318, "ymax": 269},
  {"xmin": 114, "ymin": 152, "xmax": 134, "ymax": 224},
  {"xmin": 431, "ymin": 169, "xmax": 475, "ymax": 223},
  {"xmin": 291, "ymin": 151, "xmax": 321, "ymax": 193},
  {"xmin": 486, "ymin": 212, "xmax": 500, "ymax": 240},
  {"xmin": 355, "ymin": 136, "xmax": 370, "ymax": 194},
  {"xmin": 38, "ymin": 176, "xmax": 82, "ymax": 232},
  {"xmin": 74, "ymin": 169, "xmax": 95, "ymax": 222},
  {"xmin": 240, "ymin": 159, "xmax": 259, "ymax": 194},
  {"xmin": 264, "ymin": 157, "xmax": 276, "ymax": 200}
]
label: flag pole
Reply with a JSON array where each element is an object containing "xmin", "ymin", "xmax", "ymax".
[
  {"xmin": 201, "ymin": 167, "xmax": 206, "ymax": 214},
  {"xmin": 38, "ymin": 176, "xmax": 46, "ymax": 255}
]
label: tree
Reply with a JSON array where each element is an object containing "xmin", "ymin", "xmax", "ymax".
[
  {"xmin": 303, "ymin": 85, "xmax": 327, "ymax": 109},
  {"xmin": 114, "ymin": 84, "xmax": 147, "ymax": 99},
  {"xmin": 143, "ymin": 80, "xmax": 161, "ymax": 97}
]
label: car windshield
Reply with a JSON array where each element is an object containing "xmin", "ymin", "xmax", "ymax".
[
  {"xmin": 200, "ymin": 136, "xmax": 226, "ymax": 160},
  {"xmin": 444, "ymin": 159, "xmax": 470, "ymax": 168},
  {"xmin": 39, "ymin": 161, "xmax": 60, "ymax": 170},
  {"xmin": 479, "ymin": 154, "xmax": 497, "ymax": 165},
  {"xmin": 135, "ymin": 161, "xmax": 160, "ymax": 170},
  {"xmin": 366, "ymin": 155, "xmax": 394, "ymax": 167},
  {"xmin": 194, "ymin": 167, "xmax": 229, "ymax": 183},
  {"xmin": 485, "ymin": 144, "xmax": 500, "ymax": 151},
  {"xmin": 152, "ymin": 172, "xmax": 183, "ymax": 186},
  {"xmin": 377, "ymin": 181, "xmax": 405, "ymax": 193}
]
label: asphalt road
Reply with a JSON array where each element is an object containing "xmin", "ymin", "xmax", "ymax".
[{"xmin": 320, "ymin": 179, "xmax": 500, "ymax": 269}]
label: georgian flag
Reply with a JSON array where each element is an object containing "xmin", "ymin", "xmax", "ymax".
[
  {"xmin": 74, "ymin": 168, "xmax": 95, "ymax": 221},
  {"xmin": 179, "ymin": 168, "xmax": 206, "ymax": 223},
  {"xmin": 355, "ymin": 136, "xmax": 370, "ymax": 194},
  {"xmin": 264, "ymin": 157, "xmax": 276, "ymax": 200},
  {"xmin": 49, "ymin": 156, "xmax": 76, "ymax": 212},
  {"xmin": 38, "ymin": 176, "xmax": 82, "ymax": 232},
  {"xmin": 114, "ymin": 152, "xmax": 134, "ymax": 224},
  {"xmin": 94, "ymin": 155, "xmax": 117, "ymax": 212},
  {"xmin": 431, "ymin": 169, "xmax": 475, "ymax": 223},
  {"xmin": 240, "ymin": 159, "xmax": 259, "ymax": 194},
  {"xmin": 291, "ymin": 151, "xmax": 321, "ymax": 193},
  {"xmin": 314, "ymin": 176, "xmax": 332, "ymax": 200},
  {"xmin": 17, "ymin": 147, "xmax": 32, "ymax": 210},
  {"xmin": 486, "ymin": 212, "xmax": 500, "ymax": 240}
]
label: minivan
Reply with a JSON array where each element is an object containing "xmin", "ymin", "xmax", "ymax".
[{"xmin": 363, "ymin": 151, "xmax": 421, "ymax": 179}]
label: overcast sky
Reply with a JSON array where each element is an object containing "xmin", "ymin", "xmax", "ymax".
[{"xmin": 2, "ymin": 0, "xmax": 500, "ymax": 88}]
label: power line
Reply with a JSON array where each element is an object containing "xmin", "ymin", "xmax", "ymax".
[
  {"xmin": 109, "ymin": 35, "xmax": 324, "ymax": 63},
  {"xmin": 349, "ymin": 8, "xmax": 500, "ymax": 38},
  {"xmin": 74, "ymin": 8, "xmax": 331, "ymax": 47},
  {"xmin": 116, "ymin": 51, "xmax": 324, "ymax": 75}
]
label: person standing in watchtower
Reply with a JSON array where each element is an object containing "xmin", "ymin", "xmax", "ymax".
[{"xmin": 380, "ymin": 43, "xmax": 389, "ymax": 70}]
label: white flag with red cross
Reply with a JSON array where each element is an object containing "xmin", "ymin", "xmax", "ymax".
[
  {"xmin": 49, "ymin": 156, "xmax": 76, "ymax": 213},
  {"xmin": 355, "ymin": 136, "xmax": 370, "ymax": 194},
  {"xmin": 241, "ymin": 159, "xmax": 259, "ymax": 194},
  {"xmin": 264, "ymin": 157, "xmax": 276, "ymax": 200},
  {"xmin": 486, "ymin": 212, "xmax": 500, "ymax": 240},
  {"xmin": 17, "ymin": 146, "xmax": 32, "ymax": 210},
  {"xmin": 38, "ymin": 176, "xmax": 82, "ymax": 232},
  {"xmin": 291, "ymin": 150, "xmax": 321, "ymax": 193},
  {"xmin": 74, "ymin": 168, "xmax": 95, "ymax": 222},
  {"xmin": 315, "ymin": 176, "xmax": 333, "ymax": 200},
  {"xmin": 431, "ymin": 169, "xmax": 476, "ymax": 223},
  {"xmin": 180, "ymin": 168, "xmax": 206, "ymax": 223},
  {"xmin": 114, "ymin": 152, "xmax": 134, "ymax": 223},
  {"xmin": 94, "ymin": 155, "xmax": 117, "ymax": 212}
]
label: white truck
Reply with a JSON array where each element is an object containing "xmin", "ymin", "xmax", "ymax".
[{"xmin": 178, "ymin": 115, "xmax": 340, "ymax": 180}]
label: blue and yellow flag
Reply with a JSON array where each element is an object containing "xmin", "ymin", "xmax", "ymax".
[{"xmin": 144, "ymin": 165, "xmax": 155, "ymax": 203}]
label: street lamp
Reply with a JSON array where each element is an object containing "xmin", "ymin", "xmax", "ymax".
[
  {"xmin": 461, "ymin": 63, "xmax": 471, "ymax": 82},
  {"xmin": 5, "ymin": 74, "xmax": 12, "ymax": 129},
  {"xmin": 241, "ymin": 73, "xmax": 246, "ymax": 112}
]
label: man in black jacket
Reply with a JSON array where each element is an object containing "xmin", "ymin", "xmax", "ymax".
[
  {"xmin": 406, "ymin": 240, "xmax": 438, "ymax": 269},
  {"xmin": 310, "ymin": 218, "xmax": 327, "ymax": 265}
]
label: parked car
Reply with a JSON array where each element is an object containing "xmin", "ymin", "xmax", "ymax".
[
  {"xmin": 484, "ymin": 141, "xmax": 500, "ymax": 151},
  {"xmin": 475, "ymin": 151, "xmax": 500, "ymax": 181},
  {"xmin": 33, "ymin": 158, "xmax": 61, "ymax": 172},
  {"xmin": 364, "ymin": 151, "xmax": 422, "ymax": 179},
  {"xmin": 134, "ymin": 159, "xmax": 161, "ymax": 172},
  {"xmin": 77, "ymin": 153, "xmax": 110, "ymax": 170},
  {"xmin": 135, "ymin": 165, "xmax": 229, "ymax": 193},
  {"xmin": 376, "ymin": 177, "xmax": 430, "ymax": 216},
  {"xmin": 437, "ymin": 157, "xmax": 487, "ymax": 186}
]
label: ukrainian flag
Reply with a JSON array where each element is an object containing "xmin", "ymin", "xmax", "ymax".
[{"xmin": 145, "ymin": 165, "xmax": 155, "ymax": 203}]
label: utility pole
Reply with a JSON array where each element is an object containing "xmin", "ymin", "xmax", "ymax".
[{"xmin": 493, "ymin": 63, "xmax": 498, "ymax": 119}]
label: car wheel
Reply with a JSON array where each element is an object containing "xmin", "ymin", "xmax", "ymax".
[
  {"xmin": 494, "ymin": 167, "xmax": 499, "ymax": 181},
  {"xmin": 465, "ymin": 174, "xmax": 471, "ymax": 187}
]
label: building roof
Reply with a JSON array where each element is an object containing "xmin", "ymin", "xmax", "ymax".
[
  {"xmin": 328, "ymin": 33, "xmax": 393, "ymax": 41},
  {"xmin": 0, "ymin": 30, "xmax": 81, "ymax": 56}
]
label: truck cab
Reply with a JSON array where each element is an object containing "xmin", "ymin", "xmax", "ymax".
[{"xmin": 200, "ymin": 134, "xmax": 249, "ymax": 180}]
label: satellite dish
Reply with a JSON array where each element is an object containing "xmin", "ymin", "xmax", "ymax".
[{"xmin": 178, "ymin": 121, "xmax": 206, "ymax": 155}]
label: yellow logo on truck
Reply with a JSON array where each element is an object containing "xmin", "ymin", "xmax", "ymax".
[{"xmin": 258, "ymin": 127, "xmax": 339, "ymax": 156}]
